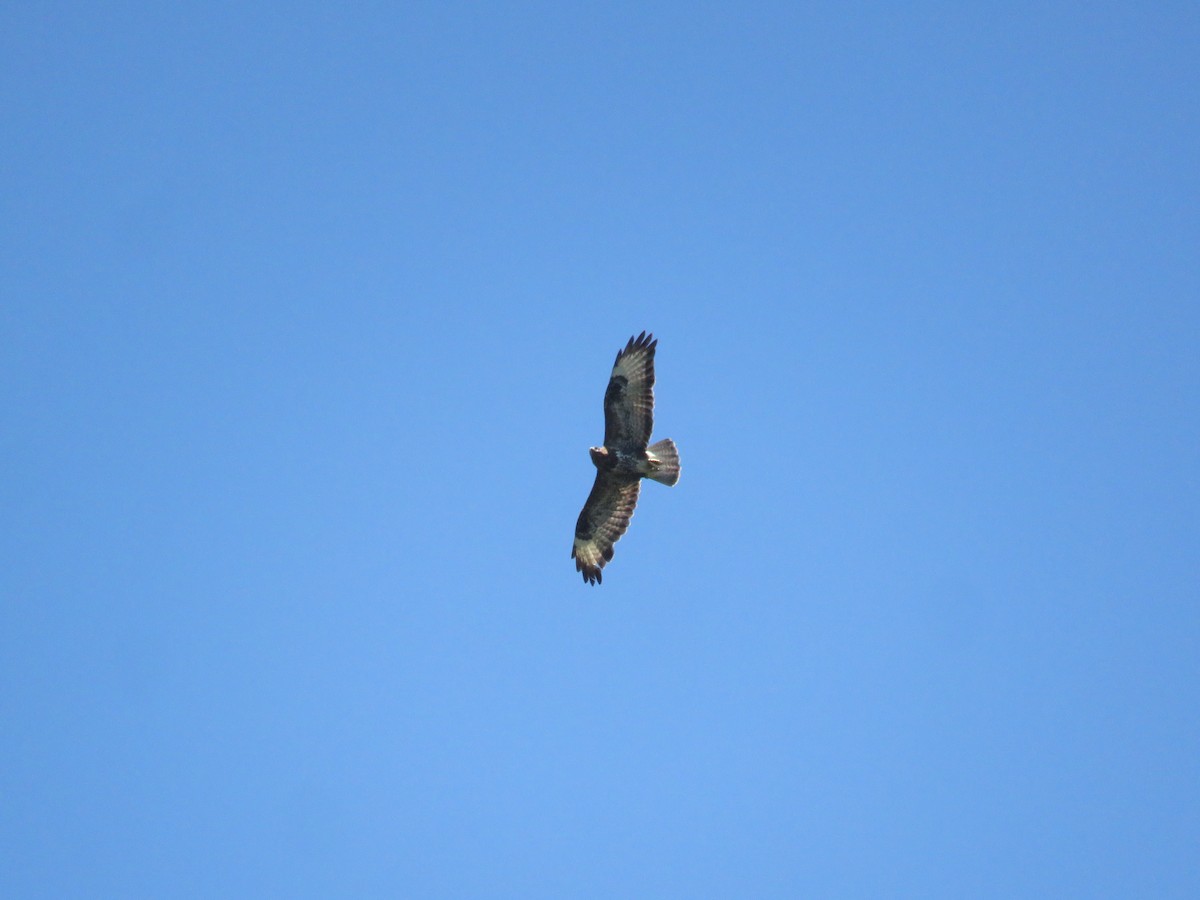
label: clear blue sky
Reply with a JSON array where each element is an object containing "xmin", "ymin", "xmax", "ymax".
[{"xmin": 3, "ymin": 3, "xmax": 1197, "ymax": 896}]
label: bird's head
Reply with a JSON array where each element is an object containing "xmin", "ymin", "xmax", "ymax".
[{"xmin": 588, "ymin": 446, "xmax": 609, "ymax": 467}]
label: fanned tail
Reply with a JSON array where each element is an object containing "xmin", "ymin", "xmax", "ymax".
[{"xmin": 645, "ymin": 438, "xmax": 681, "ymax": 486}]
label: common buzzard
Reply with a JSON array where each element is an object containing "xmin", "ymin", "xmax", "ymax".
[{"xmin": 572, "ymin": 331, "xmax": 681, "ymax": 585}]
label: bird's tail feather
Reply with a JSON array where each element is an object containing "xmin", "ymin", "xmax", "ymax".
[{"xmin": 646, "ymin": 438, "xmax": 681, "ymax": 486}]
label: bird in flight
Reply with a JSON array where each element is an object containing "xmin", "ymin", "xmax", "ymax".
[{"xmin": 572, "ymin": 331, "xmax": 681, "ymax": 585}]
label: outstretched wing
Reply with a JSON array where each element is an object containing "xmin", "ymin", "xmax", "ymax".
[
  {"xmin": 603, "ymin": 331, "xmax": 657, "ymax": 450},
  {"xmin": 571, "ymin": 471, "xmax": 641, "ymax": 585}
]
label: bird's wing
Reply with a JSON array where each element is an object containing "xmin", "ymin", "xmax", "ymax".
[
  {"xmin": 603, "ymin": 331, "xmax": 656, "ymax": 450},
  {"xmin": 571, "ymin": 471, "xmax": 641, "ymax": 585}
]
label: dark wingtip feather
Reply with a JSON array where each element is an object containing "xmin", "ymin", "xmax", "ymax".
[
  {"xmin": 616, "ymin": 331, "xmax": 657, "ymax": 364},
  {"xmin": 574, "ymin": 553, "xmax": 603, "ymax": 585}
]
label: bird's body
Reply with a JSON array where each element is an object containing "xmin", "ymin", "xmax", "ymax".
[
  {"xmin": 588, "ymin": 445, "xmax": 656, "ymax": 477},
  {"xmin": 572, "ymin": 332, "xmax": 681, "ymax": 585}
]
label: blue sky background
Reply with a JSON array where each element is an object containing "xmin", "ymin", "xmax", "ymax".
[{"xmin": 3, "ymin": 2, "xmax": 1198, "ymax": 896}]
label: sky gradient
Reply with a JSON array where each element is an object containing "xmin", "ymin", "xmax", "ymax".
[{"xmin": 3, "ymin": 3, "xmax": 1198, "ymax": 896}]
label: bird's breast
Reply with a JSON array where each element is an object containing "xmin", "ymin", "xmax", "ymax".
[{"xmin": 611, "ymin": 449, "xmax": 644, "ymax": 475}]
